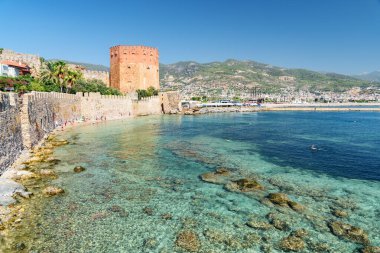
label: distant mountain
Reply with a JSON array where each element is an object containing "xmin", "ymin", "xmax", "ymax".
[
  {"xmin": 353, "ymin": 71, "xmax": 380, "ymax": 82},
  {"xmin": 159, "ymin": 60, "xmax": 380, "ymax": 97},
  {"xmin": 49, "ymin": 59, "xmax": 110, "ymax": 72}
]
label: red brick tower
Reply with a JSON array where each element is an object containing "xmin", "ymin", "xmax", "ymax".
[{"xmin": 110, "ymin": 45, "xmax": 159, "ymax": 94}]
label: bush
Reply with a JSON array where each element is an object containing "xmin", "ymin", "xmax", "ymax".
[
  {"xmin": 136, "ymin": 86, "xmax": 159, "ymax": 99},
  {"xmin": 70, "ymin": 79, "xmax": 121, "ymax": 95}
]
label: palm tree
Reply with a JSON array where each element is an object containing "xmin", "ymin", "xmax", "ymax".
[
  {"xmin": 40, "ymin": 62, "xmax": 58, "ymax": 85},
  {"xmin": 65, "ymin": 69, "xmax": 82, "ymax": 92},
  {"xmin": 52, "ymin": 61, "xmax": 68, "ymax": 92}
]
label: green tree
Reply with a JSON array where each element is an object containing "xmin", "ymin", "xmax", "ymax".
[
  {"xmin": 28, "ymin": 81, "xmax": 45, "ymax": 91},
  {"xmin": 136, "ymin": 86, "xmax": 159, "ymax": 99},
  {"xmin": 40, "ymin": 62, "xmax": 59, "ymax": 87},
  {"xmin": 53, "ymin": 61, "xmax": 69, "ymax": 92},
  {"xmin": 40, "ymin": 61, "xmax": 82, "ymax": 93},
  {"xmin": 71, "ymin": 79, "xmax": 121, "ymax": 95},
  {"xmin": 65, "ymin": 69, "xmax": 82, "ymax": 92}
]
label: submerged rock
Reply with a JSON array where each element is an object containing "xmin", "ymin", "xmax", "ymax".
[
  {"xmin": 91, "ymin": 212, "xmax": 108, "ymax": 220},
  {"xmin": 73, "ymin": 166, "xmax": 86, "ymax": 173},
  {"xmin": 279, "ymin": 236, "xmax": 305, "ymax": 252},
  {"xmin": 176, "ymin": 230, "xmax": 200, "ymax": 252},
  {"xmin": 360, "ymin": 246, "xmax": 380, "ymax": 253},
  {"xmin": 43, "ymin": 186, "xmax": 64, "ymax": 196},
  {"xmin": 291, "ymin": 229, "xmax": 309, "ymax": 238},
  {"xmin": 246, "ymin": 220, "xmax": 272, "ymax": 230},
  {"xmin": 108, "ymin": 205, "xmax": 123, "ymax": 213},
  {"xmin": 328, "ymin": 221, "xmax": 369, "ymax": 245},
  {"xmin": 266, "ymin": 193, "xmax": 304, "ymax": 212},
  {"xmin": 200, "ymin": 168, "xmax": 231, "ymax": 184},
  {"xmin": 267, "ymin": 193, "xmax": 290, "ymax": 206},
  {"xmin": 234, "ymin": 178, "xmax": 264, "ymax": 191},
  {"xmin": 144, "ymin": 238, "xmax": 158, "ymax": 249},
  {"xmin": 161, "ymin": 213, "xmax": 173, "ymax": 220},
  {"xmin": 288, "ymin": 201, "xmax": 305, "ymax": 212},
  {"xmin": 46, "ymin": 158, "xmax": 61, "ymax": 165},
  {"xmin": 200, "ymin": 172, "xmax": 224, "ymax": 184},
  {"xmin": 309, "ymin": 242, "xmax": 331, "ymax": 252},
  {"xmin": 215, "ymin": 167, "xmax": 230, "ymax": 175},
  {"xmin": 271, "ymin": 218, "xmax": 291, "ymax": 231},
  {"xmin": 143, "ymin": 207, "xmax": 154, "ymax": 216},
  {"xmin": 332, "ymin": 209, "xmax": 349, "ymax": 218},
  {"xmin": 242, "ymin": 232, "xmax": 261, "ymax": 246},
  {"xmin": 39, "ymin": 169, "xmax": 58, "ymax": 178},
  {"xmin": 225, "ymin": 178, "xmax": 264, "ymax": 193},
  {"xmin": 203, "ymin": 228, "xmax": 228, "ymax": 244},
  {"xmin": 50, "ymin": 139, "xmax": 69, "ymax": 147}
]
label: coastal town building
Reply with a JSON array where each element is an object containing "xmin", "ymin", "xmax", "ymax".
[
  {"xmin": 0, "ymin": 49, "xmax": 41, "ymax": 76},
  {"xmin": 0, "ymin": 60, "xmax": 31, "ymax": 77},
  {"xmin": 110, "ymin": 45, "xmax": 159, "ymax": 94}
]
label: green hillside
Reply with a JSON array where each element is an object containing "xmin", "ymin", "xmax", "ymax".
[{"xmin": 159, "ymin": 60, "xmax": 380, "ymax": 96}]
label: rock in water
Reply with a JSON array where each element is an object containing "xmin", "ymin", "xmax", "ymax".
[
  {"xmin": 234, "ymin": 178, "xmax": 264, "ymax": 191},
  {"xmin": 291, "ymin": 229, "xmax": 309, "ymax": 238},
  {"xmin": 360, "ymin": 246, "xmax": 380, "ymax": 253},
  {"xmin": 143, "ymin": 207, "xmax": 154, "ymax": 215},
  {"xmin": 200, "ymin": 168, "xmax": 231, "ymax": 184},
  {"xmin": 176, "ymin": 230, "xmax": 201, "ymax": 252},
  {"xmin": 328, "ymin": 221, "xmax": 370, "ymax": 245},
  {"xmin": 332, "ymin": 209, "xmax": 349, "ymax": 218},
  {"xmin": 246, "ymin": 220, "xmax": 272, "ymax": 230},
  {"xmin": 280, "ymin": 236, "xmax": 305, "ymax": 252},
  {"xmin": 215, "ymin": 167, "xmax": 230, "ymax": 175},
  {"xmin": 73, "ymin": 166, "xmax": 86, "ymax": 173},
  {"xmin": 43, "ymin": 186, "xmax": 64, "ymax": 196},
  {"xmin": 161, "ymin": 213, "xmax": 173, "ymax": 220},
  {"xmin": 266, "ymin": 193, "xmax": 304, "ymax": 212},
  {"xmin": 288, "ymin": 201, "xmax": 305, "ymax": 212},
  {"xmin": 0, "ymin": 179, "xmax": 32, "ymax": 206},
  {"xmin": 267, "ymin": 193, "xmax": 290, "ymax": 206},
  {"xmin": 39, "ymin": 169, "xmax": 58, "ymax": 178}
]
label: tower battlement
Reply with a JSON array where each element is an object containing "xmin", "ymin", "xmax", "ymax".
[{"xmin": 110, "ymin": 45, "xmax": 159, "ymax": 93}]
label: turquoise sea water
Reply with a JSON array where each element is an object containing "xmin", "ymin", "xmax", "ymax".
[{"xmin": 6, "ymin": 112, "xmax": 380, "ymax": 252}]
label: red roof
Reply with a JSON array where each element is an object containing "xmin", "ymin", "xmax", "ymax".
[{"xmin": 0, "ymin": 60, "xmax": 30, "ymax": 69}]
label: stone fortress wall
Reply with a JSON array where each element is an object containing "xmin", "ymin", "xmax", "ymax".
[
  {"xmin": 0, "ymin": 49, "xmax": 42, "ymax": 76},
  {"xmin": 81, "ymin": 69, "xmax": 110, "ymax": 86},
  {"xmin": 110, "ymin": 45, "xmax": 159, "ymax": 93},
  {"xmin": 67, "ymin": 63, "xmax": 110, "ymax": 86},
  {"xmin": 0, "ymin": 90, "xmax": 182, "ymax": 174},
  {"xmin": 0, "ymin": 93, "xmax": 23, "ymax": 171}
]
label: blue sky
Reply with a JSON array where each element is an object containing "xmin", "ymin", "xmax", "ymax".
[{"xmin": 1, "ymin": 0, "xmax": 380, "ymax": 74}]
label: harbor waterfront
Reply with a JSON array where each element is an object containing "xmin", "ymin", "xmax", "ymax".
[{"xmin": 0, "ymin": 111, "xmax": 379, "ymax": 252}]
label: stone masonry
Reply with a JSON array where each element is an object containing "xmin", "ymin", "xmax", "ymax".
[
  {"xmin": 0, "ymin": 93, "xmax": 23, "ymax": 172},
  {"xmin": 110, "ymin": 45, "xmax": 159, "ymax": 94}
]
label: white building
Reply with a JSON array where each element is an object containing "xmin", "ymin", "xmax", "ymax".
[{"xmin": 0, "ymin": 63, "xmax": 19, "ymax": 77}]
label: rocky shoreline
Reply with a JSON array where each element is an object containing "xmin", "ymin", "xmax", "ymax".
[{"xmin": 0, "ymin": 117, "xmax": 101, "ymax": 246}]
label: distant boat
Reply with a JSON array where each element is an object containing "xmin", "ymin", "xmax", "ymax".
[{"xmin": 310, "ymin": 145, "xmax": 318, "ymax": 151}]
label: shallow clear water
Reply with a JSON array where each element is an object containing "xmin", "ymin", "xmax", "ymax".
[{"xmin": 4, "ymin": 112, "xmax": 380, "ymax": 252}]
